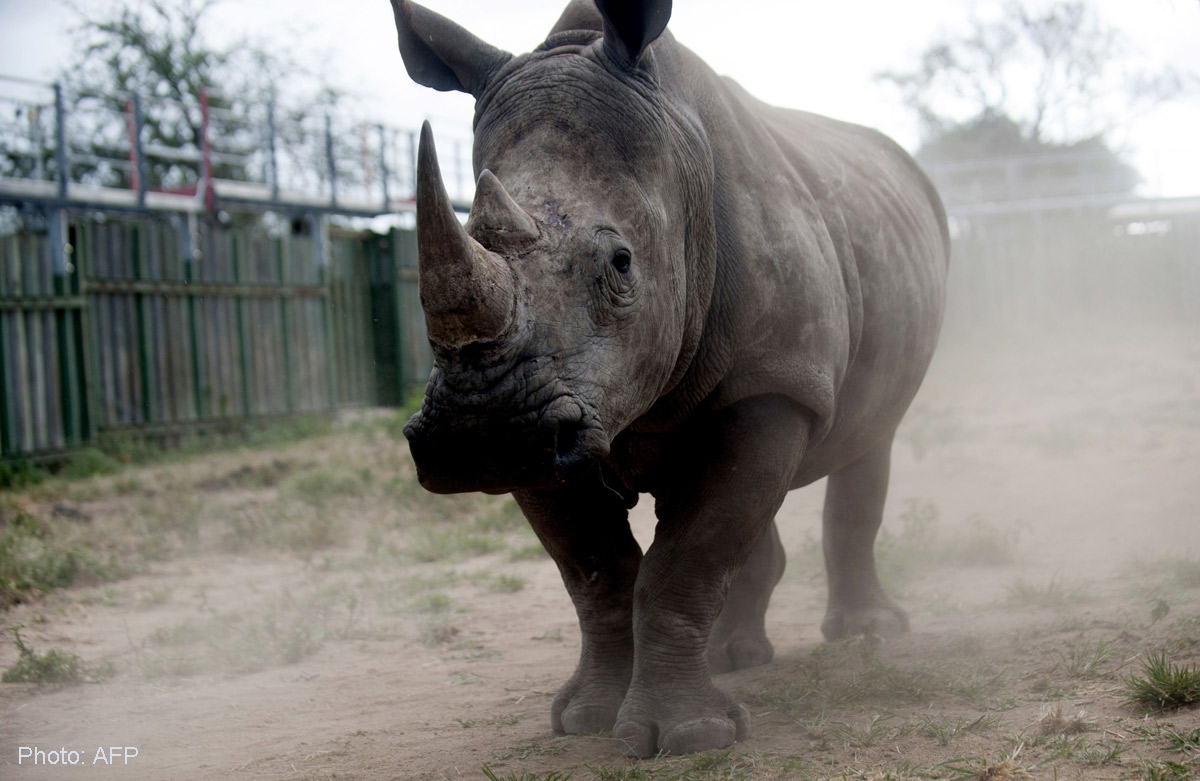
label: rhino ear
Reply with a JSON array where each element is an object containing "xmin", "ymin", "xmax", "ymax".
[
  {"xmin": 595, "ymin": 0, "xmax": 672, "ymax": 66},
  {"xmin": 389, "ymin": 0, "xmax": 512, "ymax": 97}
]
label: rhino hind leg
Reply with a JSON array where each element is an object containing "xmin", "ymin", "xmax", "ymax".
[
  {"xmin": 707, "ymin": 520, "xmax": 785, "ymax": 674},
  {"xmin": 820, "ymin": 435, "xmax": 909, "ymax": 641}
]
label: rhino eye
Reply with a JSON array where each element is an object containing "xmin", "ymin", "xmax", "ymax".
[{"xmin": 611, "ymin": 248, "xmax": 632, "ymax": 274}]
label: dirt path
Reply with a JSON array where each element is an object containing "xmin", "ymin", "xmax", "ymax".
[{"xmin": 2, "ymin": 319, "xmax": 1199, "ymax": 780}]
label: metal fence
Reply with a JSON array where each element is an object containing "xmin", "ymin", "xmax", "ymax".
[
  {"xmin": 0, "ymin": 70, "xmax": 451, "ymax": 462},
  {"xmin": 0, "ymin": 74, "xmax": 475, "ymax": 214},
  {"xmin": 941, "ymin": 198, "xmax": 1200, "ymax": 336}
]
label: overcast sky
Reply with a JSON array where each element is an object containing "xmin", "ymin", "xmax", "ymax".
[{"xmin": 2, "ymin": 0, "xmax": 1198, "ymax": 196}]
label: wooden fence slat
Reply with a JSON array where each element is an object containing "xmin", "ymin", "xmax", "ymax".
[{"xmin": 15, "ymin": 308, "xmax": 32, "ymax": 450}]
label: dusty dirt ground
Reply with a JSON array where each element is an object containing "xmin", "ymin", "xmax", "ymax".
[{"xmin": 2, "ymin": 317, "xmax": 1199, "ymax": 780}]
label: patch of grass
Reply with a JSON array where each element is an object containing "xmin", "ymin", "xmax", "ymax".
[
  {"xmin": 484, "ymin": 574, "xmax": 526, "ymax": 593},
  {"xmin": 585, "ymin": 748, "xmax": 757, "ymax": 779},
  {"xmin": 937, "ymin": 514, "xmax": 1024, "ymax": 567},
  {"xmin": 419, "ymin": 618, "xmax": 460, "ymax": 646},
  {"xmin": 1004, "ymin": 575, "xmax": 1087, "ymax": 609},
  {"xmin": 220, "ymin": 502, "xmax": 340, "ymax": 554},
  {"xmin": 830, "ymin": 714, "xmax": 914, "ymax": 748},
  {"xmin": 140, "ymin": 588, "xmax": 361, "ymax": 677},
  {"xmin": 508, "ymin": 542, "xmax": 548, "ymax": 561},
  {"xmin": 1035, "ymin": 704, "xmax": 1092, "ymax": 736},
  {"xmin": 447, "ymin": 671, "xmax": 484, "ymax": 686},
  {"xmin": 408, "ymin": 526, "xmax": 506, "ymax": 562},
  {"xmin": 143, "ymin": 610, "xmax": 320, "ymax": 675},
  {"xmin": 897, "ymin": 404, "xmax": 968, "ymax": 459},
  {"xmin": 411, "ymin": 592, "xmax": 454, "ymax": 614},
  {"xmin": 127, "ymin": 495, "xmax": 204, "ymax": 558},
  {"xmin": 1124, "ymin": 649, "xmax": 1200, "ymax": 710},
  {"xmin": 1130, "ymin": 554, "xmax": 1200, "ymax": 590},
  {"xmin": 1140, "ymin": 759, "xmax": 1196, "ymax": 781},
  {"xmin": 481, "ymin": 766, "xmax": 572, "ymax": 781},
  {"xmin": 0, "ymin": 459, "xmax": 49, "ymax": 490},
  {"xmin": 472, "ymin": 497, "xmax": 525, "ymax": 533},
  {"xmin": 747, "ymin": 643, "xmax": 1006, "ymax": 724},
  {"xmin": 1055, "ymin": 639, "xmax": 1116, "ymax": 679},
  {"xmin": 491, "ymin": 740, "xmax": 566, "ymax": 761},
  {"xmin": 0, "ymin": 511, "xmax": 121, "ymax": 607},
  {"xmin": 937, "ymin": 752, "xmax": 1031, "ymax": 780},
  {"xmin": 1161, "ymin": 725, "xmax": 1200, "ymax": 753},
  {"xmin": 918, "ymin": 714, "xmax": 1000, "ymax": 746},
  {"xmin": 875, "ymin": 499, "xmax": 940, "ymax": 584},
  {"xmin": 58, "ymin": 448, "xmax": 123, "ymax": 480},
  {"xmin": 137, "ymin": 586, "xmax": 174, "ymax": 608},
  {"xmin": 859, "ymin": 500, "xmax": 1024, "ymax": 587},
  {"xmin": 454, "ymin": 712, "xmax": 524, "ymax": 728},
  {"xmin": 285, "ymin": 466, "xmax": 372, "ymax": 506},
  {"xmin": 2, "ymin": 626, "xmax": 100, "ymax": 685},
  {"xmin": 196, "ymin": 459, "xmax": 295, "ymax": 491}
]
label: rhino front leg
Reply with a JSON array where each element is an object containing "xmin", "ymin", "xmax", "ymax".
[
  {"xmin": 707, "ymin": 520, "xmax": 785, "ymax": 674},
  {"xmin": 820, "ymin": 435, "xmax": 909, "ymax": 640},
  {"xmin": 513, "ymin": 480, "xmax": 642, "ymax": 735},
  {"xmin": 615, "ymin": 395, "xmax": 809, "ymax": 757}
]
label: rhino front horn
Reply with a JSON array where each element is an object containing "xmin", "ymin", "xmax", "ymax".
[{"xmin": 416, "ymin": 121, "xmax": 517, "ymax": 350}]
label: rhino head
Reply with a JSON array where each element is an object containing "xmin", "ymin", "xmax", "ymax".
[{"xmin": 395, "ymin": 0, "xmax": 714, "ymax": 494}]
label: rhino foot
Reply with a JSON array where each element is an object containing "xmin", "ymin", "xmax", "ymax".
[
  {"xmin": 551, "ymin": 675, "xmax": 628, "ymax": 735},
  {"xmin": 614, "ymin": 686, "xmax": 749, "ymax": 757},
  {"xmin": 821, "ymin": 602, "xmax": 909, "ymax": 641},
  {"xmin": 707, "ymin": 632, "xmax": 774, "ymax": 675}
]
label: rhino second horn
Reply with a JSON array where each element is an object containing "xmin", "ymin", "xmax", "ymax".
[
  {"xmin": 465, "ymin": 169, "xmax": 539, "ymax": 248},
  {"xmin": 416, "ymin": 121, "xmax": 517, "ymax": 350}
]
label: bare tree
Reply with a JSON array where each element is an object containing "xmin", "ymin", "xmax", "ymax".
[
  {"xmin": 38, "ymin": 0, "xmax": 355, "ymax": 193},
  {"xmin": 878, "ymin": 0, "xmax": 1186, "ymax": 146}
]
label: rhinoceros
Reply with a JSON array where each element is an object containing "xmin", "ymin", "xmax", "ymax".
[{"xmin": 391, "ymin": 0, "xmax": 949, "ymax": 757}]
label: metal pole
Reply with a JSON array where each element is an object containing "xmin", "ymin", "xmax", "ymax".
[
  {"xmin": 267, "ymin": 94, "xmax": 279, "ymax": 201},
  {"xmin": 199, "ymin": 86, "xmax": 215, "ymax": 211},
  {"xmin": 31, "ymin": 107, "xmax": 45, "ymax": 181},
  {"xmin": 54, "ymin": 83, "xmax": 68, "ymax": 200},
  {"xmin": 311, "ymin": 213, "xmax": 338, "ymax": 409},
  {"xmin": 325, "ymin": 114, "xmax": 337, "ymax": 207},
  {"xmin": 182, "ymin": 212, "xmax": 207, "ymax": 418},
  {"xmin": 378, "ymin": 124, "xmax": 390, "ymax": 209},
  {"xmin": 132, "ymin": 93, "xmax": 148, "ymax": 207},
  {"xmin": 407, "ymin": 130, "xmax": 417, "ymax": 199}
]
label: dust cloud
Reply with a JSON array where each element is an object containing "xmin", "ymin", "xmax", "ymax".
[{"xmin": 2, "ymin": 206, "xmax": 1199, "ymax": 778}]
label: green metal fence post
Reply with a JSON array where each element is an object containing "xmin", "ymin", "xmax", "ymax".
[
  {"xmin": 77, "ymin": 216, "xmax": 100, "ymax": 442},
  {"xmin": 276, "ymin": 233, "xmax": 295, "ymax": 413},
  {"xmin": 311, "ymin": 214, "xmax": 337, "ymax": 409},
  {"xmin": 49, "ymin": 207, "xmax": 82, "ymax": 445},
  {"xmin": 182, "ymin": 213, "xmax": 207, "ymax": 419},
  {"xmin": 132, "ymin": 223, "xmax": 157, "ymax": 424},
  {"xmin": 391, "ymin": 228, "xmax": 410, "ymax": 391},
  {"xmin": 0, "ymin": 295, "xmax": 11, "ymax": 457},
  {"xmin": 230, "ymin": 229, "xmax": 252, "ymax": 416}
]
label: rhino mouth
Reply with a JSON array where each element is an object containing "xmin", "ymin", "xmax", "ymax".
[{"xmin": 402, "ymin": 396, "xmax": 609, "ymax": 495}]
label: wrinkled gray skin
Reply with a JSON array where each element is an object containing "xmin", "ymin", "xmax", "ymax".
[{"xmin": 393, "ymin": 0, "xmax": 949, "ymax": 757}]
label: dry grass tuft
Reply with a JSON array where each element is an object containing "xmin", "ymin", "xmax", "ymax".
[
  {"xmin": 1037, "ymin": 703, "xmax": 1092, "ymax": 735},
  {"xmin": 976, "ymin": 760, "xmax": 1030, "ymax": 780}
]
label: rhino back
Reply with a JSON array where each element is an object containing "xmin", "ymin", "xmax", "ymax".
[{"xmin": 656, "ymin": 43, "xmax": 949, "ymax": 480}]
